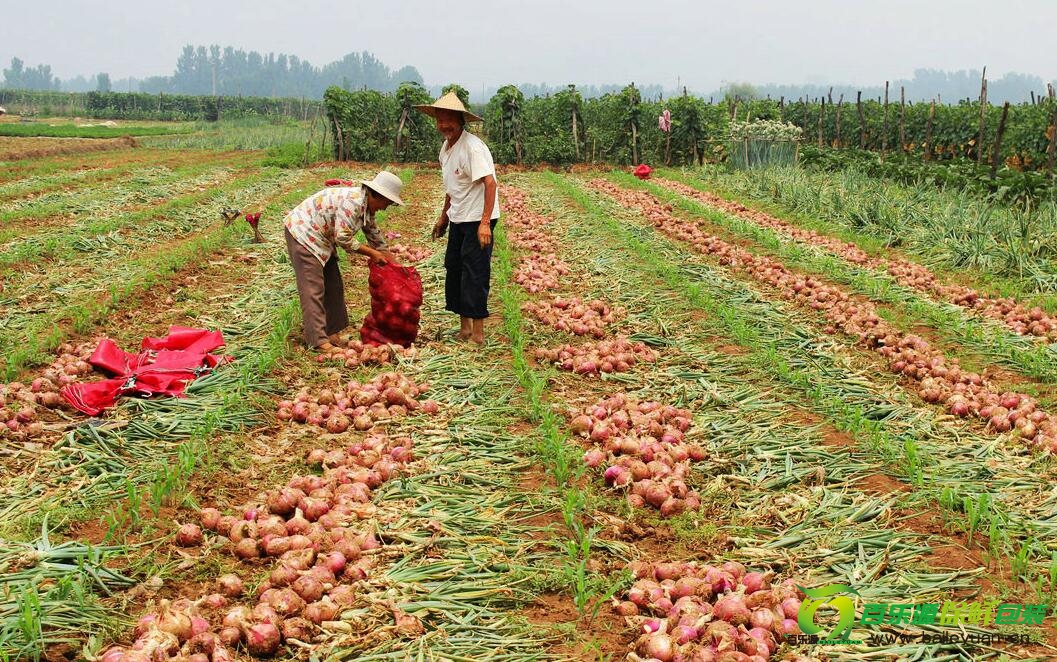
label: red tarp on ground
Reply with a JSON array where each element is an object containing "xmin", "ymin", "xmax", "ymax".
[{"xmin": 61, "ymin": 326, "xmax": 229, "ymax": 416}]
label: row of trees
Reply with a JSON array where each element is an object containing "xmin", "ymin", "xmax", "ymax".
[
  {"xmin": 324, "ymin": 82, "xmax": 1057, "ymax": 171},
  {"xmin": 139, "ymin": 46, "xmax": 422, "ymax": 98},
  {"xmin": 2, "ymin": 58, "xmax": 62, "ymax": 91},
  {"xmin": 1, "ymin": 48, "xmax": 421, "ymax": 98},
  {"xmin": 0, "ymin": 89, "xmax": 322, "ymax": 122},
  {"xmin": 2, "ymin": 57, "xmax": 124, "ymax": 93}
]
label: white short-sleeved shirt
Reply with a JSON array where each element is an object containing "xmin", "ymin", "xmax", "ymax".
[{"xmin": 439, "ymin": 130, "xmax": 501, "ymax": 223}]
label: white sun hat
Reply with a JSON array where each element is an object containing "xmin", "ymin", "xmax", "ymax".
[{"xmin": 361, "ymin": 170, "xmax": 405, "ymax": 206}]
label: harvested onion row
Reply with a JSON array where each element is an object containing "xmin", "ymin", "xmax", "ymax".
[
  {"xmin": 535, "ymin": 337, "xmax": 657, "ymax": 376},
  {"xmin": 103, "ymin": 435, "xmax": 420, "ymax": 661},
  {"xmin": 382, "ymin": 231, "xmax": 433, "ymax": 263},
  {"xmin": 591, "ymin": 179, "xmax": 1057, "ymax": 454},
  {"xmin": 0, "ymin": 340, "xmax": 97, "ymax": 440},
  {"xmin": 616, "ymin": 559, "xmax": 818, "ymax": 662},
  {"xmin": 523, "ymin": 297, "xmax": 623, "ymax": 338},
  {"xmin": 388, "ymin": 242, "xmax": 432, "ymax": 264},
  {"xmin": 573, "ymin": 393, "xmax": 703, "ymax": 516},
  {"xmin": 277, "ymin": 372, "xmax": 438, "ymax": 433},
  {"xmin": 501, "ymin": 188, "xmax": 559, "ymax": 253},
  {"xmin": 315, "ymin": 339, "xmax": 405, "ymax": 369},
  {"xmin": 513, "ymin": 253, "xmax": 571, "ymax": 293},
  {"xmin": 657, "ymin": 177, "xmax": 1057, "ymax": 342}
]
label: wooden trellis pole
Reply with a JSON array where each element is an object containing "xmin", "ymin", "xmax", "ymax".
[
  {"xmin": 1046, "ymin": 85, "xmax": 1056, "ymax": 178},
  {"xmin": 881, "ymin": 81, "xmax": 890, "ymax": 159},
  {"xmin": 899, "ymin": 86, "xmax": 907, "ymax": 152},
  {"xmin": 817, "ymin": 97, "xmax": 825, "ymax": 148},
  {"xmin": 924, "ymin": 100, "xmax": 936, "ymax": 162},
  {"xmin": 856, "ymin": 91, "xmax": 866, "ymax": 149},
  {"xmin": 976, "ymin": 67, "xmax": 988, "ymax": 165},
  {"xmin": 836, "ymin": 94, "xmax": 844, "ymax": 147},
  {"xmin": 990, "ymin": 101, "xmax": 1010, "ymax": 179}
]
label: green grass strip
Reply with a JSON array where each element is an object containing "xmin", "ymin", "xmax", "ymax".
[{"xmin": 0, "ymin": 123, "xmax": 190, "ymax": 139}]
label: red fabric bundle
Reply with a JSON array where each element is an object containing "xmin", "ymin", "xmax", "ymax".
[
  {"xmin": 633, "ymin": 164, "xmax": 652, "ymax": 180},
  {"xmin": 61, "ymin": 326, "xmax": 229, "ymax": 416},
  {"xmin": 360, "ymin": 262, "xmax": 423, "ymax": 348}
]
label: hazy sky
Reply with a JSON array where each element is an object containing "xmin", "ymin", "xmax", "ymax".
[{"xmin": 2, "ymin": 0, "xmax": 1054, "ymax": 95}]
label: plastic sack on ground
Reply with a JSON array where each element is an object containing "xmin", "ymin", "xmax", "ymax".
[{"xmin": 360, "ymin": 262, "xmax": 423, "ymax": 348}]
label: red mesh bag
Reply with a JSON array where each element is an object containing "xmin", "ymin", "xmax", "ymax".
[{"xmin": 360, "ymin": 262, "xmax": 423, "ymax": 347}]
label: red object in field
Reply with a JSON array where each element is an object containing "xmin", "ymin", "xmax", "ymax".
[
  {"xmin": 633, "ymin": 164, "xmax": 652, "ymax": 180},
  {"xmin": 245, "ymin": 212, "xmax": 264, "ymax": 243},
  {"xmin": 61, "ymin": 326, "xmax": 230, "ymax": 416},
  {"xmin": 360, "ymin": 262, "xmax": 423, "ymax": 348},
  {"xmin": 325, "ymin": 179, "xmax": 356, "ymax": 187}
]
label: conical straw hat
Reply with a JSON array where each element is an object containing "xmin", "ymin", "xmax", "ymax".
[{"xmin": 413, "ymin": 91, "xmax": 483, "ymax": 123}]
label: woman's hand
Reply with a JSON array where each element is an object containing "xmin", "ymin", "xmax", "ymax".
[
  {"xmin": 379, "ymin": 250, "xmax": 401, "ymax": 266},
  {"xmin": 357, "ymin": 245, "xmax": 389, "ymax": 265},
  {"xmin": 477, "ymin": 221, "xmax": 492, "ymax": 248}
]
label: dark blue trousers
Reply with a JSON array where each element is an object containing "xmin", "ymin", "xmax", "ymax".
[{"xmin": 444, "ymin": 219, "xmax": 498, "ymax": 319}]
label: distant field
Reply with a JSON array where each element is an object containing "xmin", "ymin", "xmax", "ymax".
[
  {"xmin": 0, "ymin": 135, "xmax": 140, "ymax": 160},
  {"xmin": 0, "ymin": 122, "xmax": 190, "ymax": 139}
]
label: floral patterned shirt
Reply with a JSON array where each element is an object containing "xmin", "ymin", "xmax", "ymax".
[{"xmin": 283, "ymin": 186, "xmax": 387, "ymax": 265}]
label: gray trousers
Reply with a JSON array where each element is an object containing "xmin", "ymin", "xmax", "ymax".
[{"xmin": 285, "ymin": 228, "xmax": 349, "ymax": 347}]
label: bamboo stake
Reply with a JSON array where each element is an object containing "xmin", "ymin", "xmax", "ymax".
[
  {"xmin": 817, "ymin": 97, "xmax": 825, "ymax": 149},
  {"xmin": 977, "ymin": 67, "xmax": 988, "ymax": 165},
  {"xmin": 899, "ymin": 86, "xmax": 907, "ymax": 152},
  {"xmin": 924, "ymin": 100, "xmax": 936, "ymax": 162},
  {"xmin": 881, "ymin": 81, "xmax": 889, "ymax": 159},
  {"xmin": 394, "ymin": 108, "xmax": 408, "ymax": 157},
  {"xmin": 990, "ymin": 101, "xmax": 1010, "ymax": 180},
  {"xmin": 856, "ymin": 91, "xmax": 865, "ymax": 149},
  {"xmin": 1047, "ymin": 85, "xmax": 1057, "ymax": 178},
  {"xmin": 572, "ymin": 107, "xmax": 580, "ymax": 161},
  {"xmin": 336, "ymin": 122, "xmax": 345, "ymax": 161},
  {"xmin": 836, "ymin": 95, "xmax": 843, "ymax": 147}
]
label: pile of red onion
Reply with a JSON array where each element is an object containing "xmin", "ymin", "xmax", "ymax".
[
  {"xmin": 615, "ymin": 560, "xmax": 813, "ymax": 662},
  {"xmin": 276, "ymin": 372, "xmax": 438, "ymax": 433},
  {"xmin": 315, "ymin": 339, "xmax": 403, "ymax": 369},
  {"xmin": 657, "ymin": 178, "xmax": 1057, "ymax": 343},
  {"xmin": 535, "ymin": 337, "xmax": 657, "ymax": 376},
  {"xmin": 0, "ymin": 341, "xmax": 97, "ymax": 439},
  {"xmin": 124, "ymin": 434, "xmax": 421, "ymax": 660},
  {"xmin": 501, "ymin": 187, "xmax": 560, "ymax": 254},
  {"xmin": 573, "ymin": 393, "xmax": 704, "ymax": 516},
  {"xmin": 99, "ymin": 598, "xmax": 235, "ymax": 662},
  {"xmin": 513, "ymin": 253, "xmax": 571, "ymax": 293},
  {"xmin": 590, "ymin": 180, "xmax": 1057, "ymax": 454},
  {"xmin": 385, "ymin": 238, "xmax": 433, "ymax": 264},
  {"xmin": 383, "ymin": 231, "xmax": 431, "ymax": 263},
  {"xmin": 523, "ymin": 297, "xmax": 624, "ymax": 338}
]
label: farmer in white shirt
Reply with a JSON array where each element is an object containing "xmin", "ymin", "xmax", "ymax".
[{"xmin": 416, "ymin": 92, "xmax": 500, "ymax": 345}]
